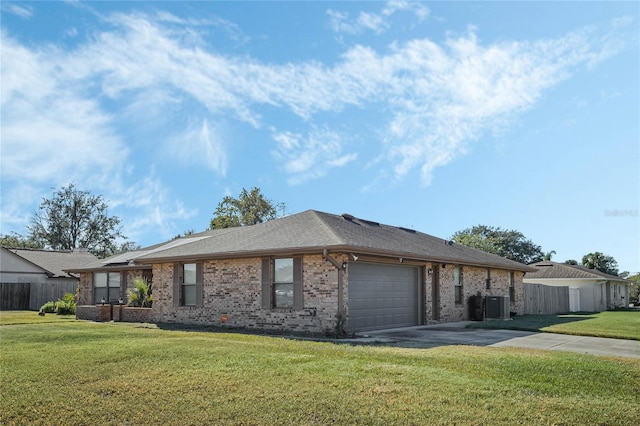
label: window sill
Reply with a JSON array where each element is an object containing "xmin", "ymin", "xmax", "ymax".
[{"xmin": 271, "ymin": 307, "xmax": 297, "ymax": 313}]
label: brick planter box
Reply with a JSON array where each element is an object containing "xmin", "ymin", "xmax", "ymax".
[
  {"xmin": 121, "ymin": 307, "xmax": 154, "ymax": 323},
  {"xmin": 76, "ymin": 305, "xmax": 154, "ymax": 323}
]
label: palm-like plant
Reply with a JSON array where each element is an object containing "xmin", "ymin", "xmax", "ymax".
[{"xmin": 128, "ymin": 278, "xmax": 152, "ymax": 308}]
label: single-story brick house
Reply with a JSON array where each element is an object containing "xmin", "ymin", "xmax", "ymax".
[
  {"xmin": 524, "ymin": 261, "xmax": 631, "ymax": 312},
  {"xmin": 69, "ymin": 210, "xmax": 535, "ymax": 333}
]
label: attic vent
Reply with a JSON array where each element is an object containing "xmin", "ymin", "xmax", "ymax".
[
  {"xmin": 342, "ymin": 213, "xmax": 356, "ymax": 221},
  {"xmin": 398, "ymin": 227, "xmax": 416, "ymax": 234},
  {"xmin": 359, "ymin": 219, "xmax": 380, "ymax": 227},
  {"xmin": 443, "ymin": 240, "xmax": 454, "ymax": 245}
]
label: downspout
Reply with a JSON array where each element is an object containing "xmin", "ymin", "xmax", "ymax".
[{"xmin": 323, "ymin": 249, "xmax": 344, "ymax": 313}]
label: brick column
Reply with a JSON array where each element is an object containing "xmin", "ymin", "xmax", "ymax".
[
  {"xmin": 98, "ymin": 305, "xmax": 111, "ymax": 322},
  {"xmin": 112, "ymin": 304, "xmax": 123, "ymax": 322}
]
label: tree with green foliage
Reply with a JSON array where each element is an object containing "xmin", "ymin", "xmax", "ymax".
[
  {"xmin": 581, "ymin": 252, "xmax": 619, "ymax": 276},
  {"xmin": 210, "ymin": 187, "xmax": 285, "ymax": 229},
  {"xmin": 27, "ymin": 183, "xmax": 128, "ymax": 258},
  {"xmin": 0, "ymin": 232, "xmax": 42, "ymax": 249},
  {"xmin": 172, "ymin": 229, "xmax": 196, "ymax": 240},
  {"xmin": 114, "ymin": 241, "xmax": 141, "ymax": 254},
  {"xmin": 625, "ymin": 273, "xmax": 640, "ymax": 305},
  {"xmin": 128, "ymin": 278, "xmax": 152, "ymax": 308},
  {"xmin": 543, "ymin": 250, "xmax": 556, "ymax": 261},
  {"xmin": 451, "ymin": 225, "xmax": 544, "ymax": 265},
  {"xmin": 564, "ymin": 259, "xmax": 578, "ymax": 265}
]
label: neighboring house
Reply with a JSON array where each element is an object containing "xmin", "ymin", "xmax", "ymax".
[
  {"xmin": 69, "ymin": 210, "xmax": 535, "ymax": 333},
  {"xmin": 524, "ymin": 261, "xmax": 631, "ymax": 312},
  {"xmin": 0, "ymin": 247, "xmax": 98, "ymax": 310}
]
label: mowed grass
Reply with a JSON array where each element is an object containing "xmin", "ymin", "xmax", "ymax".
[
  {"xmin": 467, "ymin": 309, "xmax": 640, "ymax": 340},
  {"xmin": 0, "ymin": 310, "xmax": 76, "ymax": 326},
  {"xmin": 1, "ymin": 314, "xmax": 639, "ymax": 425}
]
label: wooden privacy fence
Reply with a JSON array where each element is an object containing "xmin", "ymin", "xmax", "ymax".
[
  {"xmin": 0, "ymin": 282, "xmax": 77, "ymax": 311},
  {"xmin": 524, "ymin": 283, "xmax": 569, "ymax": 315},
  {"xmin": 29, "ymin": 282, "xmax": 77, "ymax": 311},
  {"xmin": 1, "ymin": 283, "xmax": 30, "ymax": 310}
]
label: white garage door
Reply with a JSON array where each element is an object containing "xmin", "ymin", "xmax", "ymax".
[{"xmin": 348, "ymin": 262, "xmax": 420, "ymax": 332}]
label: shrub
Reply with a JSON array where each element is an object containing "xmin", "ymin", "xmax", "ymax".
[
  {"xmin": 55, "ymin": 293, "xmax": 76, "ymax": 315},
  {"xmin": 334, "ymin": 310, "xmax": 348, "ymax": 338},
  {"xmin": 128, "ymin": 278, "xmax": 152, "ymax": 308},
  {"xmin": 40, "ymin": 301, "xmax": 56, "ymax": 313}
]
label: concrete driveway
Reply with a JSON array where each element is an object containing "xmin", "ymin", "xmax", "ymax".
[{"xmin": 358, "ymin": 322, "xmax": 640, "ymax": 359}]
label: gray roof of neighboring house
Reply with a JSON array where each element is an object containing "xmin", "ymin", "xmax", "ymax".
[
  {"xmin": 526, "ymin": 261, "xmax": 630, "ymax": 282},
  {"xmin": 6, "ymin": 248, "xmax": 98, "ymax": 277},
  {"xmin": 79, "ymin": 210, "xmax": 533, "ymax": 272},
  {"xmin": 66, "ymin": 230, "xmax": 219, "ymax": 272}
]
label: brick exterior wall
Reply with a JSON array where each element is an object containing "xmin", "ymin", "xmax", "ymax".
[
  {"xmin": 152, "ymin": 255, "xmax": 344, "ymax": 334},
  {"xmin": 76, "ymin": 253, "xmax": 525, "ymax": 331},
  {"xmin": 76, "ymin": 273, "xmax": 93, "ymax": 305},
  {"xmin": 424, "ymin": 263, "xmax": 524, "ymax": 323},
  {"xmin": 76, "ymin": 270, "xmax": 150, "ymax": 306}
]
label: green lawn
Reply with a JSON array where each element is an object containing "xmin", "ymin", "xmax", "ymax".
[
  {"xmin": 0, "ymin": 310, "xmax": 76, "ymax": 326},
  {"xmin": 1, "ymin": 313, "xmax": 639, "ymax": 425},
  {"xmin": 467, "ymin": 309, "xmax": 640, "ymax": 340}
]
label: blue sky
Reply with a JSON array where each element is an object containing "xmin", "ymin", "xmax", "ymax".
[{"xmin": 1, "ymin": 1, "xmax": 638, "ymax": 272}]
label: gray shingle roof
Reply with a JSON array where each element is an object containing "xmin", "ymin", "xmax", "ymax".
[
  {"xmin": 130, "ymin": 210, "xmax": 534, "ymax": 271},
  {"xmin": 8, "ymin": 248, "xmax": 98, "ymax": 277},
  {"xmin": 526, "ymin": 261, "xmax": 630, "ymax": 282}
]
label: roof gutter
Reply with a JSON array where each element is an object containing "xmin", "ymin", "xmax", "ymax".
[
  {"xmin": 133, "ymin": 244, "xmax": 536, "ymax": 272},
  {"xmin": 64, "ymin": 264, "xmax": 151, "ymax": 274}
]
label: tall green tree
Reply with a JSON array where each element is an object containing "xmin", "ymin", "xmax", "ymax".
[
  {"xmin": 210, "ymin": 187, "xmax": 285, "ymax": 229},
  {"xmin": 0, "ymin": 232, "xmax": 42, "ymax": 249},
  {"xmin": 172, "ymin": 229, "xmax": 196, "ymax": 240},
  {"xmin": 27, "ymin": 183, "xmax": 127, "ymax": 258},
  {"xmin": 625, "ymin": 272, "xmax": 639, "ymax": 305},
  {"xmin": 451, "ymin": 225, "xmax": 544, "ymax": 265},
  {"xmin": 581, "ymin": 252, "xmax": 619, "ymax": 276}
]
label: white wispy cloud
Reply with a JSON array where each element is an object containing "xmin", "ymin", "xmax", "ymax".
[
  {"xmin": 272, "ymin": 129, "xmax": 358, "ymax": 185},
  {"xmin": 1, "ymin": 3, "xmax": 33, "ymax": 19},
  {"xmin": 115, "ymin": 174, "xmax": 199, "ymax": 241},
  {"xmin": 0, "ymin": 7, "xmax": 631, "ymax": 239},
  {"xmin": 167, "ymin": 119, "xmax": 228, "ymax": 176},
  {"xmin": 327, "ymin": 1, "xmax": 429, "ymax": 35},
  {"xmin": 0, "ymin": 30, "xmax": 199, "ymax": 242},
  {"xmin": 382, "ymin": 1, "xmax": 430, "ymax": 21},
  {"xmin": 0, "ymin": 33, "xmax": 127, "ymax": 183}
]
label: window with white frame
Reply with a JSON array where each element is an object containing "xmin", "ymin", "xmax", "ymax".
[
  {"xmin": 94, "ymin": 272, "xmax": 121, "ymax": 304},
  {"xmin": 182, "ymin": 263, "xmax": 197, "ymax": 306},
  {"xmin": 454, "ymin": 266, "xmax": 463, "ymax": 304},
  {"xmin": 261, "ymin": 257, "xmax": 302, "ymax": 310},
  {"xmin": 273, "ymin": 258, "xmax": 294, "ymax": 308},
  {"xmin": 173, "ymin": 262, "xmax": 202, "ymax": 307}
]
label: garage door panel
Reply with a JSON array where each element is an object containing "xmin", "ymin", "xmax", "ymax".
[{"xmin": 348, "ymin": 263, "xmax": 420, "ymax": 332}]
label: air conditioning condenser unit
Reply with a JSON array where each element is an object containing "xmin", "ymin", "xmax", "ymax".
[{"xmin": 485, "ymin": 296, "xmax": 510, "ymax": 319}]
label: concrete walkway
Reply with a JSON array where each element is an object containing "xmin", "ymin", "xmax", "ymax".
[{"xmin": 356, "ymin": 322, "xmax": 640, "ymax": 359}]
